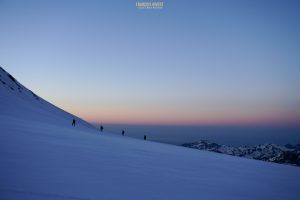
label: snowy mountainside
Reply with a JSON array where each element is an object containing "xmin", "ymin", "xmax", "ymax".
[
  {"xmin": 0, "ymin": 66, "xmax": 93, "ymax": 129},
  {"xmin": 182, "ymin": 140, "xmax": 300, "ymax": 166},
  {"xmin": 1, "ymin": 67, "xmax": 300, "ymax": 200}
]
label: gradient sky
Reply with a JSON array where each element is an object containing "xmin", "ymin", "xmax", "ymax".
[{"xmin": 1, "ymin": 0, "xmax": 300, "ymax": 125}]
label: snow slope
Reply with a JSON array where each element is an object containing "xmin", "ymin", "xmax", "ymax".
[{"xmin": 1, "ymin": 67, "xmax": 300, "ymax": 200}]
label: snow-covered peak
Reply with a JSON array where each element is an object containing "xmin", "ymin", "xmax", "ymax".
[
  {"xmin": 0, "ymin": 66, "xmax": 94, "ymax": 130},
  {"xmin": 0, "ymin": 66, "xmax": 39, "ymax": 100},
  {"xmin": 182, "ymin": 140, "xmax": 300, "ymax": 166}
]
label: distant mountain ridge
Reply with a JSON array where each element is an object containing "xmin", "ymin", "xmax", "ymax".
[{"xmin": 182, "ymin": 140, "xmax": 300, "ymax": 166}]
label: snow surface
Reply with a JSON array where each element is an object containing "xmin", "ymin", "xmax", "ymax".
[{"xmin": 1, "ymin": 67, "xmax": 300, "ymax": 200}]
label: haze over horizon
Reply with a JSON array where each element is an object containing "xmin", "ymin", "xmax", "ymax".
[{"xmin": 1, "ymin": 0, "xmax": 300, "ymax": 126}]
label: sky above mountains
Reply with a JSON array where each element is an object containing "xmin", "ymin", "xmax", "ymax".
[{"xmin": 0, "ymin": 0, "xmax": 300, "ymax": 125}]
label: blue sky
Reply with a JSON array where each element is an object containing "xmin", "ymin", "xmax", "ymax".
[{"xmin": 1, "ymin": 0, "xmax": 300, "ymax": 125}]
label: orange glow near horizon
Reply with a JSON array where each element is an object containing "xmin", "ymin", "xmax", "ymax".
[
  {"xmin": 83, "ymin": 115, "xmax": 300, "ymax": 126},
  {"xmin": 58, "ymin": 101, "xmax": 300, "ymax": 126}
]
